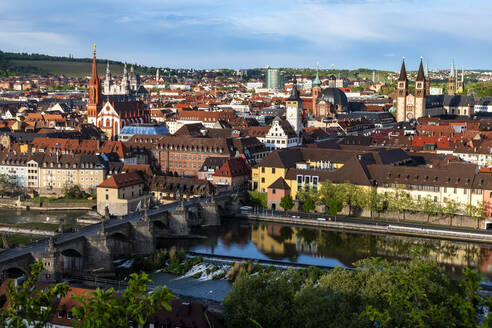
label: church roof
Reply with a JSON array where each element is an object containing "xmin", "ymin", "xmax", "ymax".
[
  {"xmin": 317, "ymin": 88, "xmax": 348, "ymax": 107},
  {"xmin": 398, "ymin": 59, "xmax": 408, "ymax": 82}
]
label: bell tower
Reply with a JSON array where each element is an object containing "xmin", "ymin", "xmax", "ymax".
[
  {"xmin": 424, "ymin": 61, "xmax": 431, "ymax": 95},
  {"xmin": 87, "ymin": 44, "xmax": 102, "ymax": 125},
  {"xmin": 415, "ymin": 57, "xmax": 426, "ymax": 119},
  {"xmin": 286, "ymin": 79, "xmax": 303, "ymax": 137},
  {"xmin": 312, "ymin": 63, "xmax": 321, "ymax": 118},
  {"xmin": 448, "ymin": 60, "xmax": 457, "ymax": 96},
  {"xmin": 396, "ymin": 58, "xmax": 408, "ymax": 122}
]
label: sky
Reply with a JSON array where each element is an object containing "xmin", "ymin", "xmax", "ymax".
[{"xmin": 1, "ymin": 0, "xmax": 492, "ymax": 70}]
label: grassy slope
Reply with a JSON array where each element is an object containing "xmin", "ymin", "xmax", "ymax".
[{"xmin": 9, "ymin": 60, "xmax": 145, "ymax": 78}]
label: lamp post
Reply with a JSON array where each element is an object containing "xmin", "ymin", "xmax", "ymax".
[{"xmin": 92, "ymin": 267, "xmax": 105, "ymax": 288}]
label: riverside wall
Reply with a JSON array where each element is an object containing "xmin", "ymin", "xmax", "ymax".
[
  {"xmin": 247, "ymin": 215, "xmax": 492, "ymax": 244},
  {"xmin": 0, "ymin": 198, "xmax": 95, "ymax": 211}
]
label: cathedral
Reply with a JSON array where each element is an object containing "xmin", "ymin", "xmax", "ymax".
[
  {"xmin": 396, "ymin": 58, "xmax": 428, "ymax": 122},
  {"xmin": 311, "ymin": 68, "xmax": 349, "ymax": 120},
  {"xmin": 103, "ymin": 61, "xmax": 148, "ymax": 100},
  {"xmin": 87, "ymin": 45, "xmax": 149, "ymax": 139}
]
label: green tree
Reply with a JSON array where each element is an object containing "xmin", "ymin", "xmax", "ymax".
[
  {"xmin": 302, "ymin": 197, "xmax": 315, "ymax": 213},
  {"xmin": 0, "ymin": 173, "xmax": 14, "ymax": 196},
  {"xmin": 386, "ymin": 186, "xmax": 410, "ymax": 221},
  {"xmin": 367, "ymin": 188, "xmax": 385, "ymax": 217},
  {"xmin": 72, "ymin": 272, "xmax": 174, "ymax": 328},
  {"xmin": 223, "ymin": 269, "xmax": 302, "ymax": 328},
  {"xmin": 0, "ymin": 261, "xmax": 70, "ymax": 328},
  {"xmin": 279, "ymin": 195, "xmax": 294, "ymax": 212},
  {"xmin": 248, "ymin": 192, "xmax": 267, "ymax": 208},
  {"xmin": 466, "ymin": 201, "xmax": 486, "ymax": 229},
  {"xmin": 327, "ymin": 198, "xmax": 344, "ymax": 219},
  {"xmin": 224, "ymin": 257, "xmax": 492, "ymax": 328},
  {"xmin": 419, "ymin": 196, "xmax": 439, "ymax": 223},
  {"xmin": 443, "ymin": 198, "xmax": 461, "ymax": 227}
]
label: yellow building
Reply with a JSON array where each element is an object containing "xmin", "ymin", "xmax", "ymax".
[{"xmin": 38, "ymin": 154, "xmax": 107, "ymax": 196}]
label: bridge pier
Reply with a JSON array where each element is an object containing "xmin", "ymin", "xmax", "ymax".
[
  {"xmin": 200, "ymin": 202, "xmax": 221, "ymax": 226},
  {"xmin": 85, "ymin": 233, "xmax": 115, "ymax": 276},
  {"xmin": 130, "ymin": 218, "xmax": 156, "ymax": 255},
  {"xmin": 168, "ymin": 205, "xmax": 190, "ymax": 236}
]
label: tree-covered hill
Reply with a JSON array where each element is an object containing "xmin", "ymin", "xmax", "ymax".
[{"xmin": 0, "ymin": 50, "xmax": 157, "ymax": 78}]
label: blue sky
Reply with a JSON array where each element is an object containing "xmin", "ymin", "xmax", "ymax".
[{"xmin": 1, "ymin": 0, "xmax": 492, "ymax": 70}]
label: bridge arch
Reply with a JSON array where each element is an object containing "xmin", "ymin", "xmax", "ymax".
[
  {"xmin": 107, "ymin": 232, "xmax": 132, "ymax": 256},
  {"xmin": 2, "ymin": 267, "xmax": 28, "ymax": 279},
  {"xmin": 61, "ymin": 248, "xmax": 83, "ymax": 274}
]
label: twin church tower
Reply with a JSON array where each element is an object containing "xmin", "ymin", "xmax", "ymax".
[{"xmin": 396, "ymin": 58, "xmax": 465, "ymax": 122}]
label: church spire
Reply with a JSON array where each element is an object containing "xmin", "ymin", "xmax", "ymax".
[
  {"xmin": 88, "ymin": 44, "xmax": 102, "ymax": 124},
  {"xmin": 450, "ymin": 59, "xmax": 455, "ymax": 78},
  {"xmin": 91, "ymin": 44, "xmax": 98, "ymax": 82},
  {"xmin": 416, "ymin": 57, "xmax": 425, "ymax": 81},
  {"xmin": 313, "ymin": 62, "xmax": 321, "ymax": 88},
  {"xmin": 398, "ymin": 57, "xmax": 408, "ymax": 82}
]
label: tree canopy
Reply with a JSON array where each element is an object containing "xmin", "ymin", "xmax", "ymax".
[{"xmin": 224, "ymin": 257, "xmax": 492, "ymax": 328}]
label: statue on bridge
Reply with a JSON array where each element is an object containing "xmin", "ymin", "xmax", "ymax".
[
  {"xmin": 47, "ymin": 237, "xmax": 55, "ymax": 252},
  {"xmin": 2, "ymin": 234, "xmax": 8, "ymax": 249}
]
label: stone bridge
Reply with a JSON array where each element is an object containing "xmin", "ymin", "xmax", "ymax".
[{"xmin": 0, "ymin": 193, "xmax": 243, "ymax": 282}]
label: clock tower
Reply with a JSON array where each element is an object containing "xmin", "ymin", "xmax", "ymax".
[{"xmin": 286, "ymin": 80, "xmax": 302, "ymax": 135}]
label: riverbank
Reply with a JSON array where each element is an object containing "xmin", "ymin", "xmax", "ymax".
[
  {"xmin": 0, "ymin": 198, "xmax": 95, "ymax": 211},
  {"xmin": 245, "ymin": 214, "xmax": 492, "ymax": 244}
]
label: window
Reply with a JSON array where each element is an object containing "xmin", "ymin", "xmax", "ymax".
[
  {"xmin": 272, "ymin": 168, "xmax": 276, "ymax": 174},
  {"xmin": 105, "ymin": 194, "xmax": 108, "ymax": 200},
  {"xmin": 261, "ymin": 178, "xmax": 265, "ymax": 183},
  {"xmin": 261, "ymin": 167, "xmax": 265, "ymax": 173},
  {"xmin": 272, "ymin": 189, "xmax": 276, "ymax": 194},
  {"xmin": 67, "ymin": 312, "xmax": 72, "ymax": 320}
]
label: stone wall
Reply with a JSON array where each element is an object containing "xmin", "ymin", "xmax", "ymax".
[{"xmin": 335, "ymin": 207, "xmax": 484, "ymax": 229}]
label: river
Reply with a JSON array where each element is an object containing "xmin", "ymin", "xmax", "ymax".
[
  {"xmin": 151, "ymin": 217, "xmax": 492, "ymax": 301},
  {"xmin": 3, "ymin": 210, "xmax": 492, "ymax": 302}
]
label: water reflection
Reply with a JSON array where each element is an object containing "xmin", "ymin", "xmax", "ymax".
[{"xmin": 160, "ymin": 219, "xmax": 492, "ymax": 281}]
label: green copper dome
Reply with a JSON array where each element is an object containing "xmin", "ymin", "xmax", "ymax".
[{"xmin": 313, "ymin": 70, "xmax": 321, "ymax": 88}]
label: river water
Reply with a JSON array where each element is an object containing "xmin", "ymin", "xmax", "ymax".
[
  {"xmin": 153, "ymin": 218, "xmax": 492, "ymax": 301},
  {"xmin": 3, "ymin": 209, "xmax": 492, "ymax": 302}
]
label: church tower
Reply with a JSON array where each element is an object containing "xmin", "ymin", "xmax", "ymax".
[
  {"xmin": 457, "ymin": 65, "xmax": 465, "ymax": 94},
  {"xmin": 415, "ymin": 58, "xmax": 426, "ymax": 119},
  {"xmin": 87, "ymin": 44, "xmax": 102, "ymax": 125},
  {"xmin": 312, "ymin": 64, "xmax": 321, "ymax": 111},
  {"xmin": 448, "ymin": 60, "xmax": 457, "ymax": 96},
  {"xmin": 286, "ymin": 80, "xmax": 303, "ymax": 136},
  {"xmin": 424, "ymin": 61, "xmax": 431, "ymax": 95},
  {"xmin": 103, "ymin": 61, "xmax": 112, "ymax": 95},
  {"xmin": 396, "ymin": 58, "xmax": 408, "ymax": 122},
  {"xmin": 121, "ymin": 63, "xmax": 129, "ymax": 94}
]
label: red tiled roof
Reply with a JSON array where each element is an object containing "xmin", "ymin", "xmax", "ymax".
[
  {"xmin": 98, "ymin": 172, "xmax": 144, "ymax": 188},
  {"xmin": 213, "ymin": 157, "xmax": 251, "ymax": 177}
]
